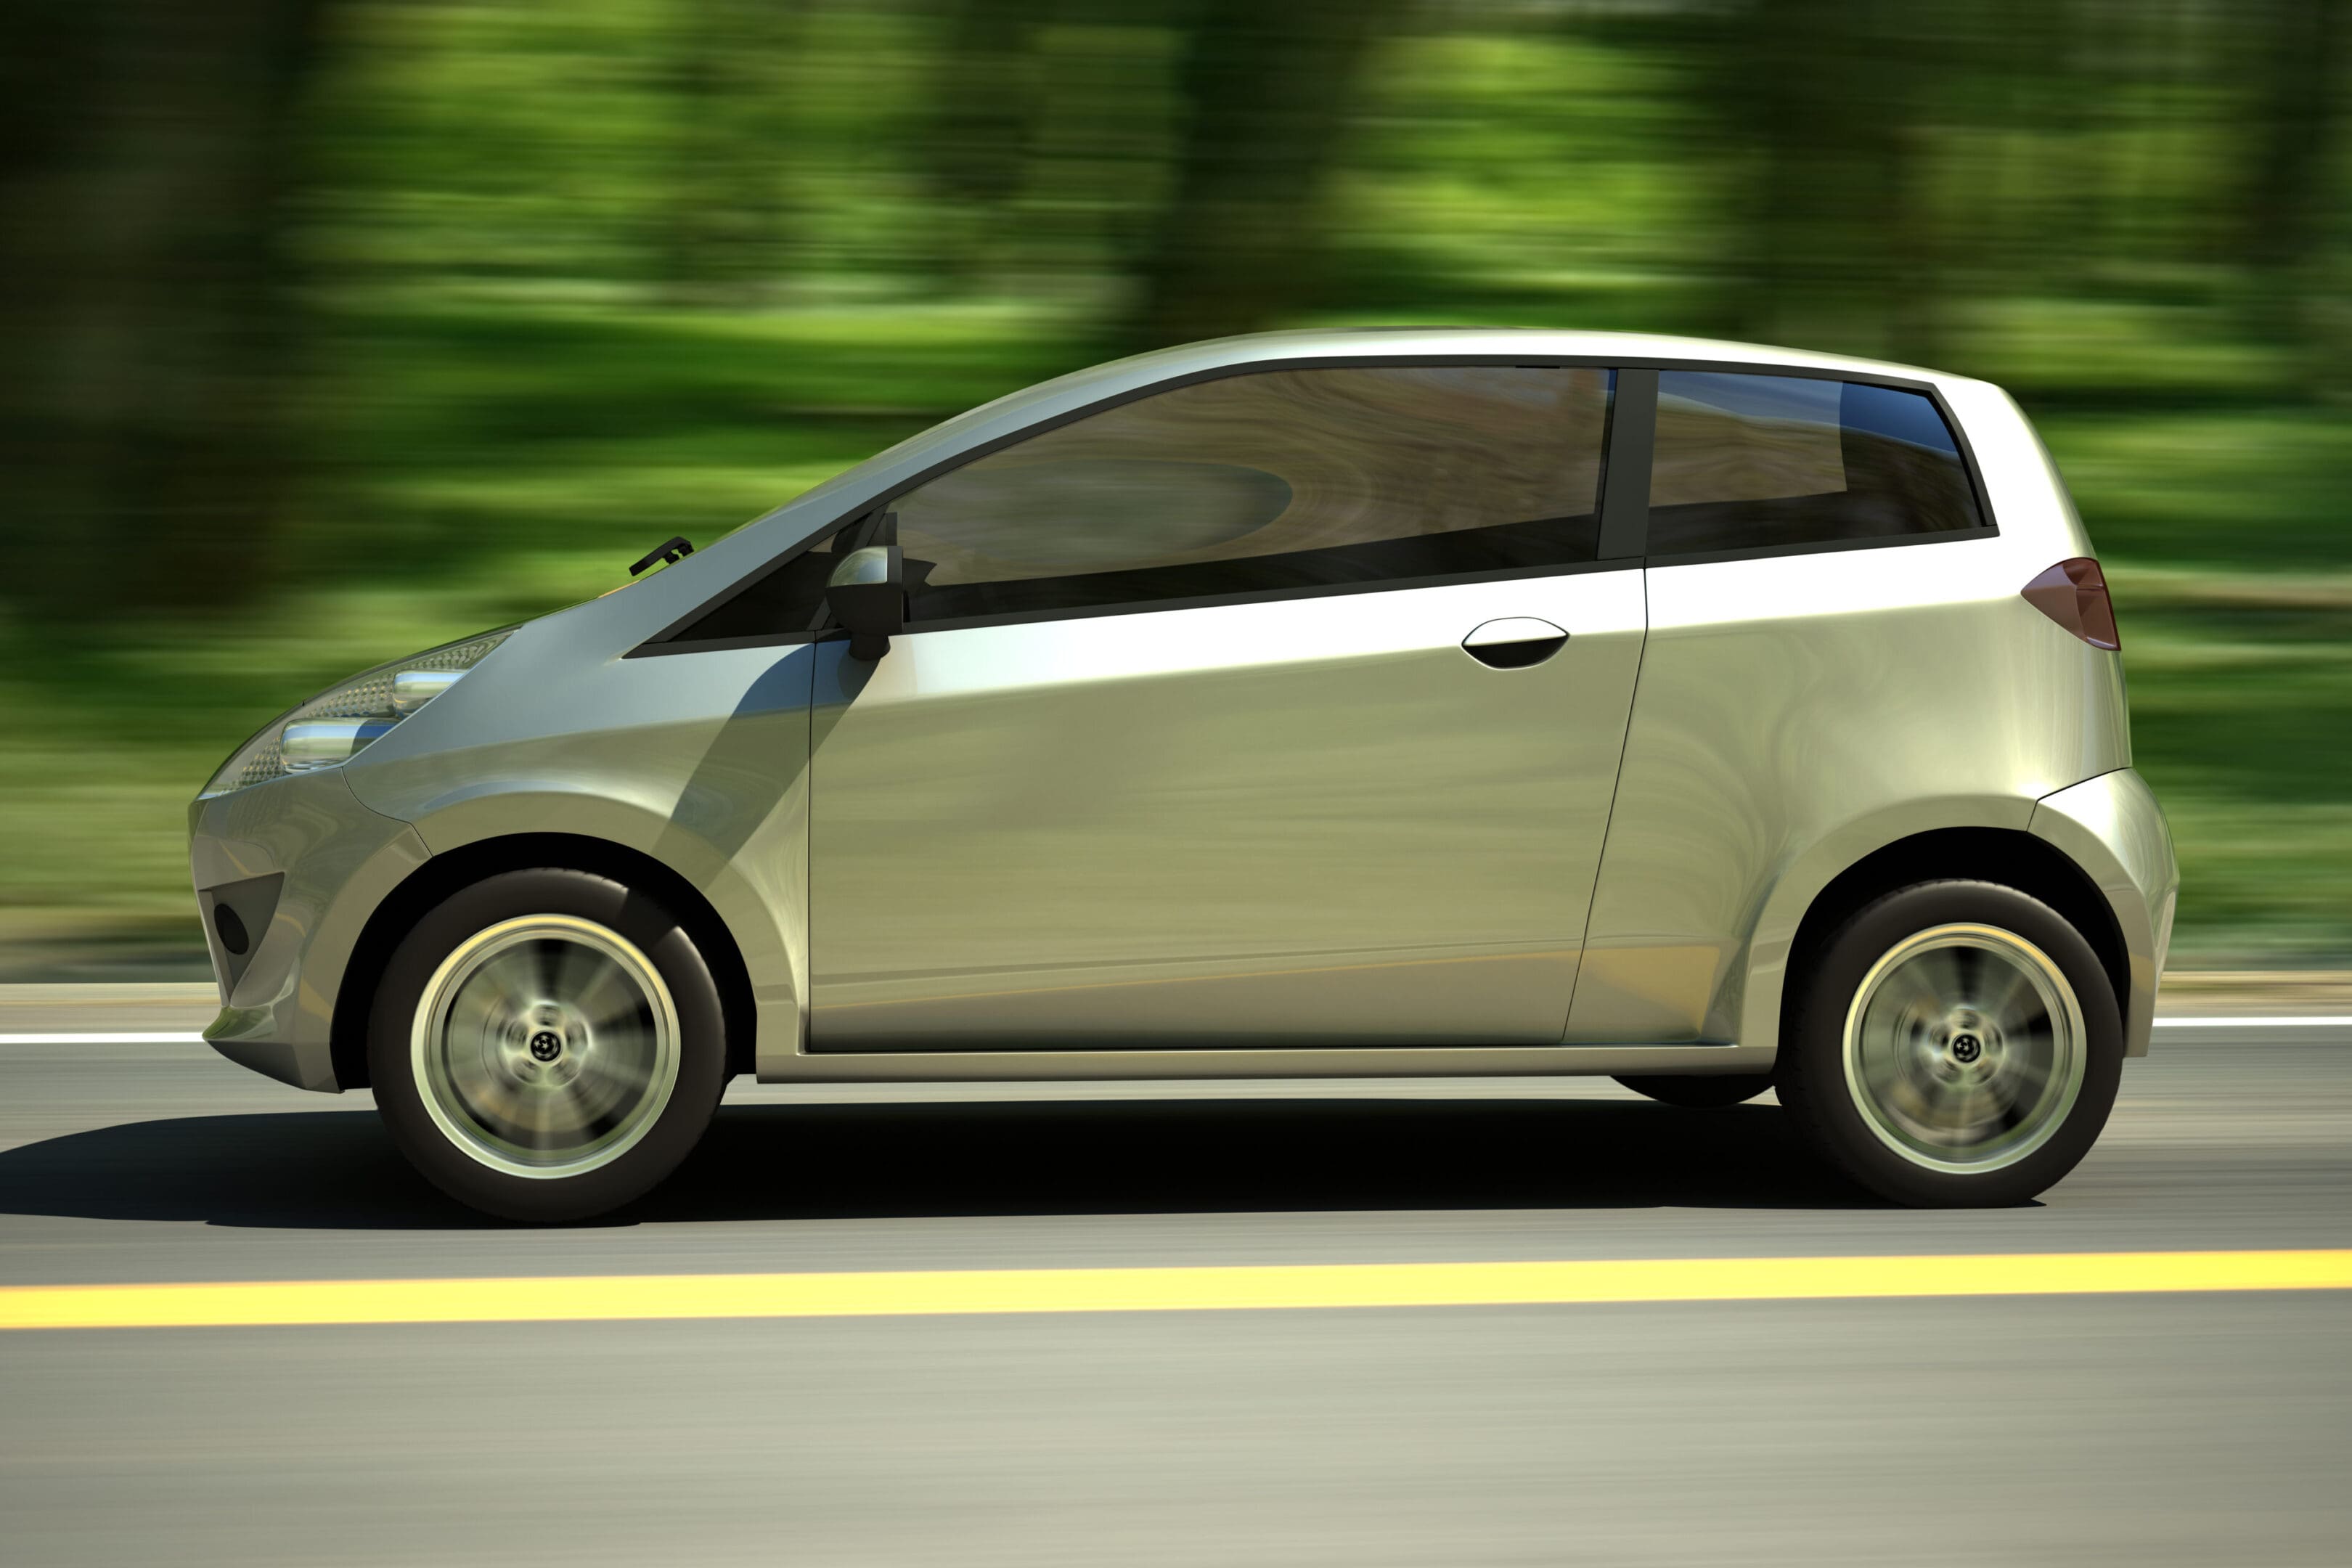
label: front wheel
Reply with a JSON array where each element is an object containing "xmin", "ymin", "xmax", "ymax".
[
  {"xmin": 1774, "ymin": 879, "xmax": 2123, "ymax": 1207},
  {"xmin": 368, "ymin": 868, "xmax": 728, "ymax": 1222}
]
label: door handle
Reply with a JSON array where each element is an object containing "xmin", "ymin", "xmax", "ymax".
[{"xmin": 1461, "ymin": 617, "xmax": 1569, "ymax": 669}]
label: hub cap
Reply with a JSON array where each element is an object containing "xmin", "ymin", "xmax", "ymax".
[
  {"xmin": 412, "ymin": 915, "xmax": 680, "ymax": 1180},
  {"xmin": 1842, "ymin": 923, "xmax": 2086, "ymax": 1175}
]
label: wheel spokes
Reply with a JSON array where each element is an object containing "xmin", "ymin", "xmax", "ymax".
[
  {"xmin": 415, "ymin": 915, "xmax": 681, "ymax": 1177},
  {"xmin": 1843, "ymin": 923, "xmax": 2086, "ymax": 1172}
]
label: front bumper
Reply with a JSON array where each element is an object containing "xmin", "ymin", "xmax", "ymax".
[
  {"xmin": 2029, "ymin": 767, "xmax": 2179, "ymax": 1058},
  {"xmin": 189, "ymin": 769, "xmax": 430, "ymax": 1092}
]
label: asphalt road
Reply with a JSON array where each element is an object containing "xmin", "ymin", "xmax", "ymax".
[{"xmin": 2, "ymin": 1009, "xmax": 2348, "ymax": 1566}]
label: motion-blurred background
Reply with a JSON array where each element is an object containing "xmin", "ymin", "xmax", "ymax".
[{"xmin": 1, "ymin": 0, "xmax": 2345, "ymax": 978}]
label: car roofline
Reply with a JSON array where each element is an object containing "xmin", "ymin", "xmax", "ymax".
[
  {"xmin": 608, "ymin": 327, "xmax": 1990, "ymax": 648},
  {"xmin": 1106, "ymin": 327, "xmax": 1962, "ymax": 383}
]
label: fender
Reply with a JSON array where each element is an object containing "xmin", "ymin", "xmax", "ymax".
[
  {"xmin": 2029, "ymin": 768, "xmax": 2177, "ymax": 1057},
  {"xmin": 1730, "ymin": 793, "xmax": 2037, "ymax": 1058},
  {"xmin": 391, "ymin": 781, "xmax": 809, "ymax": 1079}
]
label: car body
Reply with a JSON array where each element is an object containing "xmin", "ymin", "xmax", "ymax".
[{"xmin": 189, "ymin": 328, "xmax": 2177, "ymax": 1217}]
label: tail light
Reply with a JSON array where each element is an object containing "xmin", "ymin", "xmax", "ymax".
[{"xmin": 2022, "ymin": 558, "xmax": 2120, "ymax": 650}]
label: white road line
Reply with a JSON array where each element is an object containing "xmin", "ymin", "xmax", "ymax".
[
  {"xmin": 2154, "ymin": 1017, "xmax": 2352, "ymax": 1029},
  {"xmin": 0, "ymin": 1018, "xmax": 2346, "ymax": 1049},
  {"xmin": 0, "ymin": 1032, "xmax": 208, "ymax": 1045}
]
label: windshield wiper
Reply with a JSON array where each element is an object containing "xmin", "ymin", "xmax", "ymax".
[{"xmin": 629, "ymin": 536, "xmax": 695, "ymax": 576}]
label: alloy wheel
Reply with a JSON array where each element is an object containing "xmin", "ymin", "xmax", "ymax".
[
  {"xmin": 410, "ymin": 915, "xmax": 682, "ymax": 1179},
  {"xmin": 1840, "ymin": 922, "xmax": 2088, "ymax": 1175}
]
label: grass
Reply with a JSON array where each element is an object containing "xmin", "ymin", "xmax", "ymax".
[{"xmin": 3, "ymin": 293, "xmax": 2346, "ymax": 976}]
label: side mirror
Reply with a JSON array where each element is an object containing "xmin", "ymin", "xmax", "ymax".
[{"xmin": 827, "ymin": 544, "xmax": 905, "ymax": 660}]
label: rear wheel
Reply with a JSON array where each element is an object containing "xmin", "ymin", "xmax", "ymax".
[
  {"xmin": 1776, "ymin": 879, "xmax": 2123, "ymax": 1206},
  {"xmin": 369, "ymin": 868, "xmax": 727, "ymax": 1222},
  {"xmin": 1613, "ymin": 1073, "xmax": 1773, "ymax": 1108}
]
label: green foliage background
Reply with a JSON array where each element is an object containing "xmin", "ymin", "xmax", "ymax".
[{"xmin": 2, "ymin": 0, "xmax": 2347, "ymax": 973}]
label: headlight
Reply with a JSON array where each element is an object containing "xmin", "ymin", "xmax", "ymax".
[{"xmin": 201, "ymin": 628, "xmax": 514, "ymax": 798}]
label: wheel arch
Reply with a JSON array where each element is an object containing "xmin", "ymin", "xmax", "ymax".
[
  {"xmin": 1769, "ymin": 827, "xmax": 2131, "ymax": 1057},
  {"xmin": 330, "ymin": 833, "xmax": 759, "ymax": 1090}
]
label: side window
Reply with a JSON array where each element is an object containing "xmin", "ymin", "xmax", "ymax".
[
  {"xmin": 1646, "ymin": 372, "xmax": 1982, "ymax": 557},
  {"xmin": 665, "ymin": 526, "xmax": 845, "ymax": 645},
  {"xmin": 889, "ymin": 364, "xmax": 1614, "ymax": 623}
]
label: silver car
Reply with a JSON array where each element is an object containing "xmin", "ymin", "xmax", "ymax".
[{"xmin": 190, "ymin": 329, "xmax": 2176, "ymax": 1220}]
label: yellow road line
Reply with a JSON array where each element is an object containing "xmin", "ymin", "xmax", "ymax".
[{"xmin": 4, "ymin": 1251, "xmax": 2351, "ymax": 1332}]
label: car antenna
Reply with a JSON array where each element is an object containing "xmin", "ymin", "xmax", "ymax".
[{"xmin": 629, "ymin": 536, "xmax": 695, "ymax": 576}]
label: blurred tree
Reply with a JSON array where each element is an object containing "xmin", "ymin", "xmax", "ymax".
[
  {"xmin": 661, "ymin": 0, "xmax": 805, "ymax": 301},
  {"xmin": 0, "ymin": 0, "xmax": 330, "ymax": 628},
  {"xmin": 1699, "ymin": 0, "xmax": 1956, "ymax": 363},
  {"xmin": 918, "ymin": 0, "xmax": 1048, "ymax": 288},
  {"xmin": 1000, "ymin": 4, "xmax": 1187, "ymax": 299},
  {"xmin": 1121, "ymin": 0, "xmax": 1402, "ymax": 352},
  {"xmin": 2239, "ymin": 0, "xmax": 2345, "ymax": 370},
  {"xmin": 2048, "ymin": 0, "xmax": 2130, "ymax": 287},
  {"xmin": 2118, "ymin": 0, "xmax": 2216, "ymax": 269}
]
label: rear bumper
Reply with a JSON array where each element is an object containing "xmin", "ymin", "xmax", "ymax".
[
  {"xmin": 189, "ymin": 770, "xmax": 431, "ymax": 1093},
  {"xmin": 2029, "ymin": 767, "xmax": 2179, "ymax": 1057}
]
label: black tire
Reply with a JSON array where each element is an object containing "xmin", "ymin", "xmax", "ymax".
[
  {"xmin": 1613, "ymin": 1073, "xmax": 1774, "ymax": 1108},
  {"xmin": 1774, "ymin": 878, "xmax": 2123, "ymax": 1207},
  {"xmin": 369, "ymin": 867, "xmax": 728, "ymax": 1222}
]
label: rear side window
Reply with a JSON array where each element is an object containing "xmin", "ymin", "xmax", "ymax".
[
  {"xmin": 1646, "ymin": 372, "xmax": 1981, "ymax": 557},
  {"xmin": 891, "ymin": 364, "xmax": 1614, "ymax": 622}
]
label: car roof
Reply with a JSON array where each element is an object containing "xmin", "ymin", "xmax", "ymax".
[{"xmin": 1098, "ymin": 326, "xmax": 1953, "ymax": 383}]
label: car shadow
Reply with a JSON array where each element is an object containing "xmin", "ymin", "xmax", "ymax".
[{"xmin": 0, "ymin": 1095, "xmax": 1876, "ymax": 1230}]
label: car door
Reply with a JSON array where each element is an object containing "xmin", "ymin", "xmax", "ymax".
[
  {"xmin": 1571, "ymin": 367, "xmax": 2011, "ymax": 1043},
  {"xmin": 806, "ymin": 361, "xmax": 1648, "ymax": 1051}
]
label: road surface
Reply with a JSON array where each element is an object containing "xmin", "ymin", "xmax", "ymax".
[{"xmin": 1, "ymin": 993, "xmax": 2346, "ymax": 1565}]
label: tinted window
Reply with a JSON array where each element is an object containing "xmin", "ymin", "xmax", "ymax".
[
  {"xmin": 665, "ymin": 526, "xmax": 846, "ymax": 645},
  {"xmin": 1646, "ymin": 372, "xmax": 1981, "ymax": 556},
  {"xmin": 891, "ymin": 364, "xmax": 1613, "ymax": 622}
]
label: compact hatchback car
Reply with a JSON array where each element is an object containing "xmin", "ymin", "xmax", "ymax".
[{"xmin": 192, "ymin": 329, "xmax": 2176, "ymax": 1220}]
